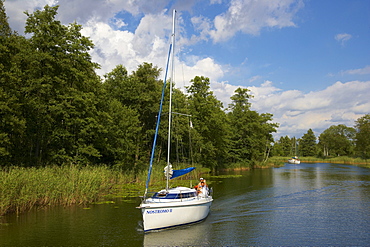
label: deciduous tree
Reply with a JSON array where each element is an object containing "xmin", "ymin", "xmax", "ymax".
[
  {"xmin": 187, "ymin": 76, "xmax": 230, "ymax": 170},
  {"xmin": 318, "ymin": 124, "xmax": 355, "ymax": 157},
  {"xmin": 228, "ymin": 88, "xmax": 278, "ymax": 165},
  {"xmin": 355, "ymin": 114, "xmax": 370, "ymax": 159},
  {"xmin": 19, "ymin": 5, "xmax": 101, "ymax": 165}
]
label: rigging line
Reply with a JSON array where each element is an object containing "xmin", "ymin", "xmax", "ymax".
[
  {"xmin": 189, "ymin": 117, "xmax": 194, "ymax": 167},
  {"xmin": 175, "ymin": 13, "xmax": 194, "ymax": 173},
  {"xmin": 144, "ymin": 43, "xmax": 173, "ymax": 199},
  {"xmin": 166, "ymin": 9, "xmax": 176, "ymax": 191},
  {"xmin": 172, "ymin": 112, "xmax": 191, "ymax": 117}
]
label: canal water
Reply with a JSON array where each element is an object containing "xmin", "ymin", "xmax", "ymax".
[{"xmin": 1, "ymin": 163, "xmax": 370, "ymax": 246}]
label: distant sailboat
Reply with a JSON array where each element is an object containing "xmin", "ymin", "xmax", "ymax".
[
  {"xmin": 288, "ymin": 137, "xmax": 300, "ymax": 164},
  {"xmin": 137, "ymin": 9, "xmax": 213, "ymax": 232},
  {"xmin": 288, "ymin": 156, "xmax": 300, "ymax": 164}
]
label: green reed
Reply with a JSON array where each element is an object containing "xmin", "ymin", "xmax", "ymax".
[
  {"xmin": 0, "ymin": 165, "xmax": 133, "ymax": 216},
  {"xmin": 0, "ymin": 163, "xmax": 210, "ymax": 216}
]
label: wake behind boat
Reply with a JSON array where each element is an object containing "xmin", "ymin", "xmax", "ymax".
[{"xmin": 137, "ymin": 9, "xmax": 212, "ymax": 232}]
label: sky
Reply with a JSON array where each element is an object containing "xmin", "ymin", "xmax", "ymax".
[{"xmin": 4, "ymin": 0, "xmax": 370, "ymax": 140}]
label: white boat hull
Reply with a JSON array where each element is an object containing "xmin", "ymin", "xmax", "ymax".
[
  {"xmin": 139, "ymin": 188, "xmax": 213, "ymax": 232},
  {"xmin": 288, "ymin": 159, "xmax": 301, "ymax": 164}
]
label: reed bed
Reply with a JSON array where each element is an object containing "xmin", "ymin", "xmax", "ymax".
[
  {"xmin": 0, "ymin": 163, "xmax": 208, "ymax": 216},
  {"xmin": 0, "ymin": 165, "xmax": 132, "ymax": 215}
]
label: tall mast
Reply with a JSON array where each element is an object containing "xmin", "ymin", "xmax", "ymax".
[
  {"xmin": 144, "ymin": 10, "xmax": 175, "ymax": 198},
  {"xmin": 166, "ymin": 9, "xmax": 176, "ymax": 191}
]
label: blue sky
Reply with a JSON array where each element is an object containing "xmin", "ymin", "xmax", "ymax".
[{"xmin": 4, "ymin": 0, "xmax": 370, "ymax": 140}]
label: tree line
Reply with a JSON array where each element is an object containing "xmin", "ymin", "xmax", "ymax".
[
  {"xmin": 0, "ymin": 4, "xmax": 278, "ymax": 171},
  {"xmin": 273, "ymin": 116, "xmax": 370, "ymax": 159}
]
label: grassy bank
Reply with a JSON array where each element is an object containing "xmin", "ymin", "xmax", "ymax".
[
  {"xmin": 220, "ymin": 157, "xmax": 370, "ymax": 172},
  {"xmin": 0, "ymin": 165, "xmax": 125, "ymax": 215},
  {"xmin": 221, "ymin": 159, "xmax": 285, "ymax": 171},
  {"xmin": 267, "ymin": 156, "xmax": 370, "ymax": 168},
  {"xmin": 0, "ymin": 164, "xmax": 207, "ymax": 216}
]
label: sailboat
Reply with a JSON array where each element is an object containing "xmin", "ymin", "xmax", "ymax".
[
  {"xmin": 288, "ymin": 156, "xmax": 300, "ymax": 164},
  {"xmin": 137, "ymin": 9, "xmax": 213, "ymax": 232},
  {"xmin": 288, "ymin": 137, "xmax": 300, "ymax": 164}
]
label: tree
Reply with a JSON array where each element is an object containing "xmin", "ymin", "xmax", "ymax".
[
  {"xmin": 228, "ymin": 88, "xmax": 278, "ymax": 165},
  {"xmin": 104, "ymin": 63, "xmax": 163, "ymax": 171},
  {"xmin": 0, "ymin": 0, "xmax": 11, "ymax": 37},
  {"xmin": 227, "ymin": 88, "xmax": 252, "ymax": 162},
  {"xmin": 99, "ymin": 98, "xmax": 142, "ymax": 169},
  {"xmin": 16, "ymin": 5, "xmax": 101, "ymax": 165},
  {"xmin": 299, "ymin": 129, "xmax": 317, "ymax": 156},
  {"xmin": 318, "ymin": 124, "xmax": 355, "ymax": 157},
  {"xmin": 355, "ymin": 114, "xmax": 370, "ymax": 159},
  {"xmin": 187, "ymin": 76, "xmax": 230, "ymax": 170},
  {"xmin": 272, "ymin": 136, "xmax": 297, "ymax": 157},
  {"xmin": 0, "ymin": 1, "xmax": 27, "ymax": 164},
  {"xmin": 103, "ymin": 64, "xmax": 162, "ymax": 171}
]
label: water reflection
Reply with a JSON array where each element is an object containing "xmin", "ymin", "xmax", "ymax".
[{"xmin": 143, "ymin": 220, "xmax": 212, "ymax": 246}]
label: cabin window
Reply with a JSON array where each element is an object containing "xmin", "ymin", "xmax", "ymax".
[
  {"xmin": 152, "ymin": 191, "xmax": 197, "ymax": 199},
  {"xmin": 154, "ymin": 192, "xmax": 168, "ymax": 198}
]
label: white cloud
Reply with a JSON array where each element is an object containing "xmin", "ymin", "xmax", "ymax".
[
  {"xmin": 249, "ymin": 75, "xmax": 262, "ymax": 83},
  {"xmin": 81, "ymin": 21, "xmax": 137, "ymax": 76},
  {"xmin": 4, "ymin": 0, "xmax": 57, "ymax": 33},
  {"xmin": 4, "ymin": 0, "xmax": 171, "ymax": 33},
  {"xmin": 205, "ymin": 0, "xmax": 304, "ymax": 42},
  {"xmin": 111, "ymin": 18, "xmax": 127, "ymax": 29},
  {"xmin": 343, "ymin": 65, "xmax": 370, "ymax": 75},
  {"xmin": 207, "ymin": 79, "xmax": 370, "ymax": 139},
  {"xmin": 175, "ymin": 57, "xmax": 225, "ymax": 92},
  {"xmin": 335, "ymin": 33, "xmax": 352, "ymax": 46},
  {"xmin": 242, "ymin": 80, "xmax": 370, "ymax": 139}
]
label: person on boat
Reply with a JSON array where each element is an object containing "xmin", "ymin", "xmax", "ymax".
[
  {"xmin": 195, "ymin": 178, "xmax": 206, "ymax": 189},
  {"xmin": 196, "ymin": 178, "xmax": 209, "ymax": 196},
  {"xmin": 199, "ymin": 177, "xmax": 207, "ymax": 187}
]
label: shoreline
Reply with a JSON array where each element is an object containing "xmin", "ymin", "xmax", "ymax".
[{"xmin": 222, "ymin": 157, "xmax": 370, "ymax": 171}]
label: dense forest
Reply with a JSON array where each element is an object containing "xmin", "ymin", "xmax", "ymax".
[
  {"xmin": 0, "ymin": 4, "xmax": 278, "ymax": 171},
  {"xmin": 1, "ymin": 3, "xmax": 369, "ymax": 173}
]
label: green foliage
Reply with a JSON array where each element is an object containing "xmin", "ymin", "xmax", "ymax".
[
  {"xmin": 0, "ymin": 3, "xmax": 27, "ymax": 163},
  {"xmin": 0, "ymin": 0, "xmax": 11, "ymax": 37},
  {"xmin": 20, "ymin": 5, "xmax": 102, "ymax": 165},
  {"xmin": 0, "ymin": 5, "xmax": 276, "ymax": 171},
  {"xmin": 187, "ymin": 76, "xmax": 230, "ymax": 170},
  {"xmin": 355, "ymin": 114, "xmax": 370, "ymax": 159},
  {"xmin": 299, "ymin": 129, "xmax": 317, "ymax": 156},
  {"xmin": 318, "ymin": 124, "xmax": 355, "ymax": 157},
  {"xmin": 272, "ymin": 136, "xmax": 296, "ymax": 156},
  {"xmin": 228, "ymin": 88, "xmax": 278, "ymax": 165},
  {"xmin": 103, "ymin": 63, "xmax": 162, "ymax": 171},
  {"xmin": 0, "ymin": 165, "xmax": 135, "ymax": 215}
]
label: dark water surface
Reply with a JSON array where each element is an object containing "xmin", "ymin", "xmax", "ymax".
[{"xmin": 1, "ymin": 163, "xmax": 370, "ymax": 246}]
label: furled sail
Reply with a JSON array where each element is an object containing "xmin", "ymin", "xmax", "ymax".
[{"xmin": 164, "ymin": 165, "xmax": 195, "ymax": 179}]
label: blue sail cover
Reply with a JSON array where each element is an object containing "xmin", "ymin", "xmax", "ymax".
[{"xmin": 171, "ymin": 167, "xmax": 196, "ymax": 179}]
